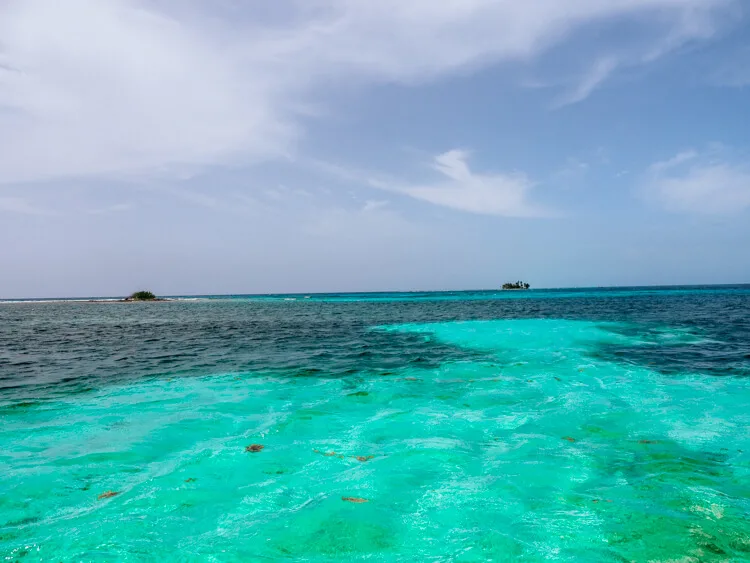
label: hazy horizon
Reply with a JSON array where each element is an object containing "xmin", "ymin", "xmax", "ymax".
[{"xmin": 3, "ymin": 282, "xmax": 750, "ymax": 301}]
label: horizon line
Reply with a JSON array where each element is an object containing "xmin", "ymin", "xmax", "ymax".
[{"xmin": 2, "ymin": 282, "xmax": 750, "ymax": 302}]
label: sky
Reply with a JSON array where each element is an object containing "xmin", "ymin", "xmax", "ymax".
[{"xmin": 1, "ymin": 0, "xmax": 750, "ymax": 298}]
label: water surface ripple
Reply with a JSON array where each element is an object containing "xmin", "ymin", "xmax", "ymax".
[{"xmin": 1, "ymin": 286, "xmax": 749, "ymax": 561}]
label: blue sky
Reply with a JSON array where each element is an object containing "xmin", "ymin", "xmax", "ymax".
[{"xmin": 1, "ymin": 0, "xmax": 749, "ymax": 297}]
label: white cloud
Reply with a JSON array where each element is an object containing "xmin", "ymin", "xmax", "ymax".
[
  {"xmin": 362, "ymin": 200, "xmax": 389, "ymax": 213},
  {"xmin": 552, "ymin": 158, "xmax": 590, "ymax": 184},
  {"xmin": 0, "ymin": 0, "xmax": 737, "ymax": 184},
  {"xmin": 649, "ymin": 150, "xmax": 699, "ymax": 173},
  {"xmin": 372, "ymin": 150, "xmax": 546, "ymax": 217},
  {"xmin": 555, "ymin": 1, "xmax": 727, "ymax": 107},
  {"xmin": 556, "ymin": 57, "xmax": 619, "ymax": 107},
  {"xmin": 0, "ymin": 0, "xmax": 294, "ymax": 184},
  {"xmin": 645, "ymin": 150, "xmax": 750, "ymax": 214}
]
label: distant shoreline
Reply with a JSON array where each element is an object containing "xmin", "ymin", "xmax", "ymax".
[
  {"xmin": 0, "ymin": 297, "xmax": 207, "ymax": 305},
  {"xmin": 2, "ymin": 285, "xmax": 749, "ymax": 304}
]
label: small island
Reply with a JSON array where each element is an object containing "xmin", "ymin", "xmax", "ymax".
[
  {"xmin": 123, "ymin": 290, "xmax": 166, "ymax": 302},
  {"xmin": 79, "ymin": 291, "xmax": 172, "ymax": 303},
  {"xmin": 502, "ymin": 281, "xmax": 530, "ymax": 290}
]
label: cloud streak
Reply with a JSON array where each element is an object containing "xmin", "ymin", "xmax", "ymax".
[
  {"xmin": 556, "ymin": 57, "xmax": 618, "ymax": 107},
  {"xmin": 0, "ymin": 0, "xmax": 737, "ymax": 184},
  {"xmin": 371, "ymin": 150, "xmax": 547, "ymax": 218},
  {"xmin": 645, "ymin": 150, "xmax": 750, "ymax": 214}
]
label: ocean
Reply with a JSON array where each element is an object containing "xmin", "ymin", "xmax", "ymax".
[{"xmin": 1, "ymin": 286, "xmax": 749, "ymax": 561}]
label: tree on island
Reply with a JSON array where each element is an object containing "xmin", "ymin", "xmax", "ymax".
[
  {"xmin": 126, "ymin": 290, "xmax": 157, "ymax": 301},
  {"xmin": 502, "ymin": 281, "xmax": 530, "ymax": 290}
]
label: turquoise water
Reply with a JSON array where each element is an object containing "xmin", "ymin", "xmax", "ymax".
[{"xmin": 2, "ymin": 288, "xmax": 750, "ymax": 561}]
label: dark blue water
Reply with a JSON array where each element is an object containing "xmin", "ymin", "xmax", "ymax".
[{"xmin": 2, "ymin": 286, "xmax": 749, "ymax": 399}]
